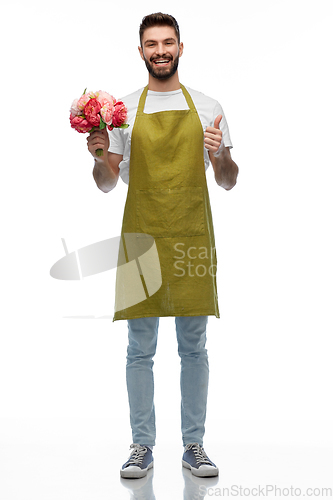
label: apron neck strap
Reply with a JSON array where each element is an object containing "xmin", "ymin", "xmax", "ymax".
[{"xmin": 137, "ymin": 84, "xmax": 197, "ymax": 114}]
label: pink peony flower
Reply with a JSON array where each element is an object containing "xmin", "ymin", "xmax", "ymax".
[
  {"xmin": 77, "ymin": 91, "xmax": 97, "ymax": 111},
  {"xmin": 109, "ymin": 101, "xmax": 128, "ymax": 129},
  {"xmin": 70, "ymin": 98, "xmax": 81, "ymax": 117},
  {"xmin": 84, "ymin": 98, "xmax": 102, "ymax": 127},
  {"xmin": 96, "ymin": 90, "xmax": 116, "ymax": 107},
  {"xmin": 69, "ymin": 113, "xmax": 92, "ymax": 133},
  {"xmin": 100, "ymin": 102, "xmax": 115, "ymax": 125}
]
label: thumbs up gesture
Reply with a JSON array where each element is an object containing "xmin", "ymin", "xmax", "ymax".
[{"xmin": 204, "ymin": 114, "xmax": 223, "ymax": 155}]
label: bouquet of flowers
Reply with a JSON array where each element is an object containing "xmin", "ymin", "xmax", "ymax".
[{"xmin": 69, "ymin": 89, "xmax": 129, "ymax": 156}]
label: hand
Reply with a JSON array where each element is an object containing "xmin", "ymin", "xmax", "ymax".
[
  {"xmin": 87, "ymin": 128, "xmax": 110, "ymax": 161},
  {"xmin": 204, "ymin": 115, "xmax": 223, "ymax": 154}
]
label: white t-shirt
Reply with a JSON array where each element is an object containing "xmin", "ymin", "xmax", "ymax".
[{"xmin": 108, "ymin": 85, "xmax": 233, "ymax": 185}]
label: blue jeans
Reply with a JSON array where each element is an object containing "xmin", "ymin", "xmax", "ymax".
[{"xmin": 126, "ymin": 316, "xmax": 209, "ymax": 447}]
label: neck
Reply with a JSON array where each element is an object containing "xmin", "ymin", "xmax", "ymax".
[{"xmin": 147, "ymin": 72, "xmax": 181, "ymax": 92}]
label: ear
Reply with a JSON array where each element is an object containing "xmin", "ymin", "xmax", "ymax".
[
  {"xmin": 138, "ymin": 46, "xmax": 144, "ymax": 61},
  {"xmin": 179, "ymin": 42, "xmax": 184, "ymax": 57}
]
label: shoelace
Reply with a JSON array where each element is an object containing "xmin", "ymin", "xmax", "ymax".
[
  {"xmin": 126, "ymin": 444, "xmax": 148, "ymax": 465},
  {"xmin": 184, "ymin": 443, "xmax": 213, "ymax": 465}
]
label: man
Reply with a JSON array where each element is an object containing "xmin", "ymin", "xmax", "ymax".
[{"xmin": 87, "ymin": 13, "xmax": 238, "ymax": 479}]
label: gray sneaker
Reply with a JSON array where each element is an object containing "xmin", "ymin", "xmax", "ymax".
[
  {"xmin": 182, "ymin": 443, "xmax": 219, "ymax": 477},
  {"xmin": 120, "ymin": 444, "xmax": 154, "ymax": 479}
]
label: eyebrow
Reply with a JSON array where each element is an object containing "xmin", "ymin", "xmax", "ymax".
[{"xmin": 144, "ymin": 37, "xmax": 176, "ymax": 46}]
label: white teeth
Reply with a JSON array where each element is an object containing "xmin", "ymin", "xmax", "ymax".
[{"xmin": 154, "ymin": 60, "xmax": 169, "ymax": 64}]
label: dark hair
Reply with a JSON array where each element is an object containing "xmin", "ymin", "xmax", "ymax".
[{"xmin": 139, "ymin": 12, "xmax": 180, "ymax": 47}]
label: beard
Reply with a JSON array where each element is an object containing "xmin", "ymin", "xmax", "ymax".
[{"xmin": 143, "ymin": 52, "xmax": 180, "ymax": 80}]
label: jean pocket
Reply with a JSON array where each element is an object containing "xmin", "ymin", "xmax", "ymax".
[{"xmin": 136, "ymin": 187, "xmax": 205, "ymax": 238}]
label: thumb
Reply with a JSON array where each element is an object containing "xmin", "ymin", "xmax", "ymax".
[{"xmin": 214, "ymin": 114, "xmax": 223, "ymax": 129}]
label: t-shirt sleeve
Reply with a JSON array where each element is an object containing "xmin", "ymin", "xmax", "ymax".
[
  {"xmin": 108, "ymin": 128, "xmax": 125, "ymax": 155},
  {"xmin": 107, "ymin": 128, "xmax": 130, "ymax": 184},
  {"xmin": 213, "ymin": 101, "xmax": 233, "ymax": 149}
]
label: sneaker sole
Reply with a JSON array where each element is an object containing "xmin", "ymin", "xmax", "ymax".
[
  {"xmin": 120, "ymin": 460, "xmax": 153, "ymax": 479},
  {"xmin": 182, "ymin": 459, "xmax": 219, "ymax": 477}
]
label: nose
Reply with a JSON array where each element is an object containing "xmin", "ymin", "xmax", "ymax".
[{"xmin": 155, "ymin": 42, "xmax": 167, "ymax": 55}]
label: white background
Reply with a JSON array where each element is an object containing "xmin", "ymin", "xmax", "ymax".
[{"xmin": 1, "ymin": 0, "xmax": 332, "ymax": 498}]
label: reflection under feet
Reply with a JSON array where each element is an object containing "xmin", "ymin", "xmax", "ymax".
[{"xmin": 119, "ymin": 466, "xmax": 220, "ymax": 499}]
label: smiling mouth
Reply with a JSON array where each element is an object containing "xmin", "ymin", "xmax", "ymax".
[{"xmin": 152, "ymin": 59, "xmax": 171, "ymax": 66}]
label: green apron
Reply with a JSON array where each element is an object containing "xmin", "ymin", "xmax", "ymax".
[{"xmin": 113, "ymin": 84, "xmax": 220, "ymax": 321}]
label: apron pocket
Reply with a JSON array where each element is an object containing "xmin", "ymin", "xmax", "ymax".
[{"xmin": 136, "ymin": 187, "xmax": 205, "ymax": 238}]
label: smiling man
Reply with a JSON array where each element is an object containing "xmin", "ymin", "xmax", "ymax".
[
  {"xmin": 140, "ymin": 28, "xmax": 181, "ymax": 81},
  {"xmin": 87, "ymin": 12, "xmax": 238, "ymax": 479}
]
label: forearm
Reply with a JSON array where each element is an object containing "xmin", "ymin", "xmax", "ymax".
[
  {"xmin": 92, "ymin": 157, "xmax": 119, "ymax": 193},
  {"xmin": 210, "ymin": 146, "xmax": 239, "ymax": 190}
]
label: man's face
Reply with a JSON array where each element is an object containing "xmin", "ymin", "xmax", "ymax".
[{"xmin": 139, "ymin": 25, "xmax": 183, "ymax": 80}]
